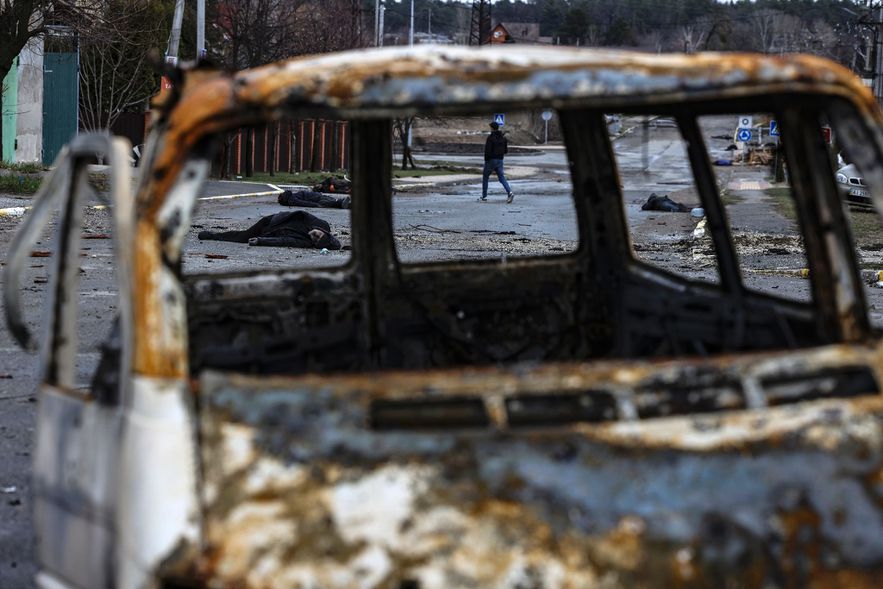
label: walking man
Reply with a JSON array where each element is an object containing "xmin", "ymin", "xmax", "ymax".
[{"xmin": 481, "ymin": 121, "xmax": 515, "ymax": 203}]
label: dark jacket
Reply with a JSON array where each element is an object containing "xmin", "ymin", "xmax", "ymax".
[
  {"xmin": 197, "ymin": 211, "xmax": 342, "ymax": 250},
  {"xmin": 278, "ymin": 190, "xmax": 351, "ymax": 209},
  {"xmin": 484, "ymin": 131, "xmax": 508, "ymax": 161}
]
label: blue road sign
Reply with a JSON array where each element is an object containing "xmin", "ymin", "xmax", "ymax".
[
  {"xmin": 769, "ymin": 120, "xmax": 779, "ymax": 137},
  {"xmin": 737, "ymin": 128, "xmax": 752, "ymax": 142},
  {"xmin": 494, "ymin": 113, "xmax": 505, "ymax": 127}
]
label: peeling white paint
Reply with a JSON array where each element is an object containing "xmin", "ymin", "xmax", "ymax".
[{"xmin": 329, "ymin": 464, "xmax": 430, "ymax": 550}]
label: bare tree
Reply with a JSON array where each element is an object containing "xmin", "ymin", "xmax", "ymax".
[
  {"xmin": 680, "ymin": 25, "xmax": 707, "ymax": 54},
  {"xmin": 639, "ymin": 30, "xmax": 664, "ymax": 54},
  {"xmin": 211, "ymin": 0, "xmax": 305, "ymax": 70},
  {"xmin": 393, "ymin": 117, "xmax": 416, "ymax": 170},
  {"xmin": 210, "ymin": 0, "xmax": 365, "ymax": 69},
  {"xmin": 585, "ymin": 25, "xmax": 604, "ymax": 48},
  {"xmin": 750, "ymin": 9, "xmax": 784, "ymax": 54},
  {"xmin": 78, "ymin": 1, "xmax": 172, "ymax": 133}
]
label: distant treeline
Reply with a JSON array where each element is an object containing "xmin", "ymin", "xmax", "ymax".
[{"xmin": 379, "ymin": 0, "xmax": 871, "ymax": 71}]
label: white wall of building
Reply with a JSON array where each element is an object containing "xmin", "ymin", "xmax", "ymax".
[{"xmin": 15, "ymin": 38, "xmax": 44, "ymax": 163}]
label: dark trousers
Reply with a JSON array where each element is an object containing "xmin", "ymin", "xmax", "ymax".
[{"xmin": 482, "ymin": 159, "xmax": 512, "ymax": 198}]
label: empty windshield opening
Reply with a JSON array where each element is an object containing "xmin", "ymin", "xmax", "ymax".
[{"xmin": 391, "ymin": 110, "xmax": 580, "ymax": 264}]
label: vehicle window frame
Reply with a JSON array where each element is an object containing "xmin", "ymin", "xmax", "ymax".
[{"xmin": 606, "ymin": 101, "xmax": 831, "ymax": 310}]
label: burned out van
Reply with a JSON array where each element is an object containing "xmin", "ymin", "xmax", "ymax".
[{"xmin": 6, "ymin": 46, "xmax": 883, "ymax": 588}]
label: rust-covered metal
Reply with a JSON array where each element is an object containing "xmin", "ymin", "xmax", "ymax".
[{"xmin": 193, "ymin": 348, "xmax": 883, "ymax": 588}]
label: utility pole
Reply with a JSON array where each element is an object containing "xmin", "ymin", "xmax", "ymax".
[
  {"xmin": 167, "ymin": 0, "xmax": 185, "ymax": 66},
  {"xmin": 375, "ymin": 0, "xmax": 380, "ymax": 46},
  {"xmin": 197, "ymin": 0, "xmax": 205, "ymax": 61},
  {"xmin": 428, "ymin": 9, "xmax": 431, "ymax": 36},
  {"xmin": 469, "ymin": 0, "xmax": 491, "ymax": 46},
  {"xmin": 378, "ymin": 1, "xmax": 385, "ymax": 47},
  {"xmin": 409, "ymin": 0, "xmax": 414, "ymax": 46},
  {"xmin": 159, "ymin": 0, "xmax": 185, "ymax": 96}
]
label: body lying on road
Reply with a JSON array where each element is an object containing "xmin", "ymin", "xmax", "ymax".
[
  {"xmin": 278, "ymin": 189, "xmax": 351, "ymax": 209},
  {"xmin": 197, "ymin": 210, "xmax": 342, "ymax": 249}
]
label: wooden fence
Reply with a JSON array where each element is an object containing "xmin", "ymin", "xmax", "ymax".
[
  {"xmin": 218, "ymin": 120, "xmax": 350, "ymax": 177},
  {"xmin": 102, "ymin": 114, "xmax": 350, "ymax": 176}
]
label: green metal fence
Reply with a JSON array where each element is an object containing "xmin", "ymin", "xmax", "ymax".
[{"xmin": 42, "ymin": 52, "xmax": 78, "ymax": 166}]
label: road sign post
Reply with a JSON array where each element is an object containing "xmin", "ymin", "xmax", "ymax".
[{"xmin": 541, "ymin": 110, "xmax": 552, "ymax": 144}]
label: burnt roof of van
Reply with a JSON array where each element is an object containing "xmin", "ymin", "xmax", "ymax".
[{"xmin": 220, "ymin": 45, "xmax": 874, "ymax": 115}]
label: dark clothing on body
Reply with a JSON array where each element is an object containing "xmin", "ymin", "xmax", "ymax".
[
  {"xmin": 640, "ymin": 193, "xmax": 690, "ymax": 213},
  {"xmin": 484, "ymin": 130, "xmax": 508, "ymax": 161},
  {"xmin": 197, "ymin": 211, "xmax": 341, "ymax": 250},
  {"xmin": 278, "ymin": 190, "xmax": 351, "ymax": 209},
  {"xmin": 312, "ymin": 177, "xmax": 352, "ymax": 194}
]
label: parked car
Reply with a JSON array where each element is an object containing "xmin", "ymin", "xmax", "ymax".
[
  {"xmin": 836, "ymin": 162, "xmax": 871, "ymax": 206},
  {"xmin": 6, "ymin": 46, "xmax": 883, "ymax": 588}
]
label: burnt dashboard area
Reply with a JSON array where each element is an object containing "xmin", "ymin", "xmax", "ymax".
[{"xmin": 184, "ymin": 254, "xmax": 827, "ymax": 377}]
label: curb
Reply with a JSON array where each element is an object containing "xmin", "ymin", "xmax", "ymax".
[
  {"xmin": 751, "ymin": 268, "xmax": 883, "ymax": 284},
  {"xmin": 0, "ymin": 186, "xmax": 287, "ymax": 216},
  {"xmin": 0, "ymin": 206, "xmax": 29, "ymax": 217}
]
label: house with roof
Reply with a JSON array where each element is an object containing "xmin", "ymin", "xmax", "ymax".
[{"xmin": 489, "ymin": 22, "xmax": 542, "ymax": 44}]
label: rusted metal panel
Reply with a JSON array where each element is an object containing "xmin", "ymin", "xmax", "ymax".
[{"xmin": 195, "ymin": 345, "xmax": 883, "ymax": 588}]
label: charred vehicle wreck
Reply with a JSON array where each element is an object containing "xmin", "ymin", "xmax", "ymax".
[{"xmin": 5, "ymin": 46, "xmax": 883, "ymax": 588}]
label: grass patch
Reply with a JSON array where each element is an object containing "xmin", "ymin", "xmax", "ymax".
[
  {"xmin": 393, "ymin": 166, "xmax": 477, "ymax": 178},
  {"xmin": 228, "ymin": 165, "xmax": 472, "ymax": 185},
  {"xmin": 764, "ymin": 187, "xmax": 797, "ymax": 221},
  {"xmin": 0, "ymin": 174, "xmax": 42, "ymax": 194},
  {"xmin": 721, "ymin": 192, "xmax": 743, "ymax": 206},
  {"xmin": 88, "ymin": 172, "xmax": 110, "ymax": 193},
  {"xmin": 234, "ymin": 171, "xmax": 344, "ymax": 186},
  {"xmin": 0, "ymin": 161, "xmax": 45, "ymax": 174},
  {"xmin": 847, "ymin": 207, "xmax": 883, "ymax": 245}
]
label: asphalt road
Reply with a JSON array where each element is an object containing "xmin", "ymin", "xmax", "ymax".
[{"xmin": 2, "ymin": 117, "xmax": 883, "ymax": 586}]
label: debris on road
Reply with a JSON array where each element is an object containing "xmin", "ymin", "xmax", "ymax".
[
  {"xmin": 204, "ymin": 254, "xmax": 228, "ymax": 260},
  {"xmin": 81, "ymin": 233, "xmax": 111, "ymax": 239},
  {"xmin": 29, "ymin": 251, "xmax": 50, "ymax": 258},
  {"xmin": 1, "ymin": 486, "xmax": 17, "ymax": 494},
  {"xmin": 641, "ymin": 193, "xmax": 691, "ymax": 212}
]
